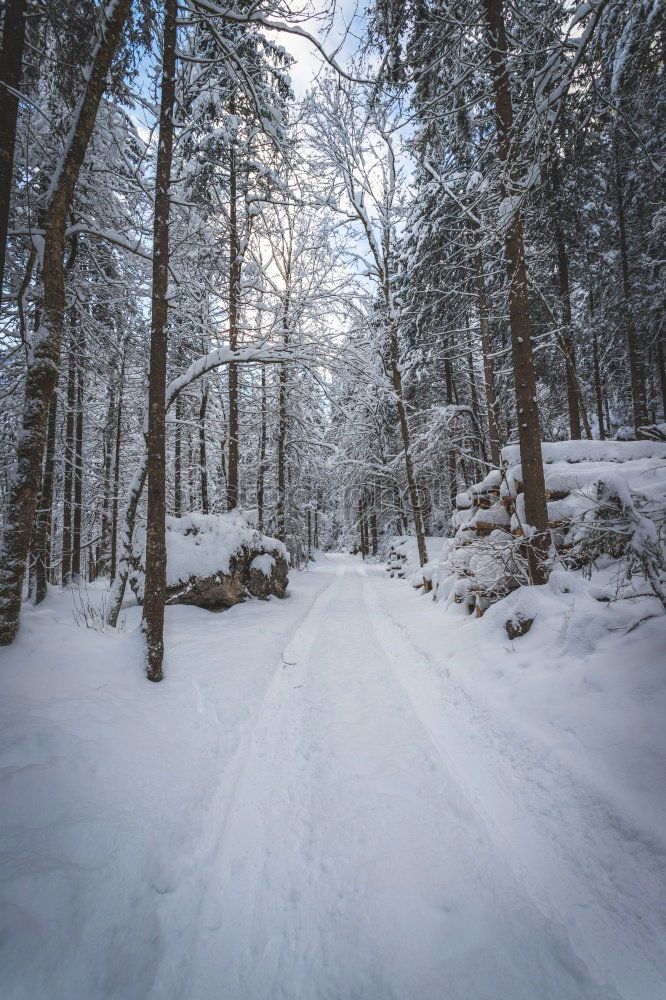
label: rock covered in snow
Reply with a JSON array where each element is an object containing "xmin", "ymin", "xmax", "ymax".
[{"xmin": 129, "ymin": 512, "xmax": 288, "ymax": 609}]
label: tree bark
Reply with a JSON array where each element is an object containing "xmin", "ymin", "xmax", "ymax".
[
  {"xmin": 550, "ymin": 166, "xmax": 582, "ymax": 439},
  {"xmin": 227, "ymin": 96, "xmax": 240, "ymax": 510},
  {"xmin": 276, "ymin": 361, "xmax": 287, "ymax": 542},
  {"xmin": 71, "ymin": 320, "xmax": 85, "ymax": 578},
  {"xmin": 389, "ymin": 322, "xmax": 429, "ymax": 577},
  {"xmin": 483, "ymin": 0, "xmax": 549, "ymax": 584},
  {"xmin": 32, "ymin": 389, "xmax": 57, "ymax": 603},
  {"xmin": 97, "ymin": 381, "xmax": 115, "ymax": 578},
  {"xmin": 61, "ymin": 317, "xmax": 76, "ymax": 585},
  {"xmin": 0, "ymin": 0, "xmax": 28, "ymax": 308},
  {"xmin": 257, "ymin": 365, "xmax": 267, "ymax": 532},
  {"xmin": 657, "ymin": 340, "xmax": 666, "ymax": 420},
  {"xmin": 358, "ymin": 494, "xmax": 368, "ymax": 557},
  {"xmin": 476, "ymin": 252, "xmax": 501, "ymax": 465},
  {"xmin": 614, "ymin": 129, "xmax": 647, "ymax": 432},
  {"xmin": 589, "ymin": 285, "xmax": 606, "ymax": 439},
  {"xmin": 199, "ymin": 384, "xmax": 209, "ymax": 514},
  {"xmin": 445, "ymin": 356, "xmax": 458, "ymax": 511},
  {"xmin": 0, "ymin": 0, "xmax": 132, "ymax": 644},
  {"xmin": 142, "ymin": 0, "xmax": 177, "ymax": 682},
  {"xmin": 109, "ymin": 336, "xmax": 126, "ymax": 581},
  {"xmin": 173, "ymin": 387, "xmax": 183, "ymax": 516}
]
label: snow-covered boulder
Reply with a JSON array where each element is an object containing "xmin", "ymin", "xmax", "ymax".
[{"xmin": 129, "ymin": 512, "xmax": 288, "ymax": 610}]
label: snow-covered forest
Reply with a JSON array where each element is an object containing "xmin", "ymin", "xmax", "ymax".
[{"xmin": 0, "ymin": 1, "xmax": 665, "ymax": 997}]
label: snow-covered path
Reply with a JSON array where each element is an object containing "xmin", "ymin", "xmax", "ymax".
[
  {"xmin": 156, "ymin": 556, "xmax": 648, "ymax": 1000},
  {"xmin": 1, "ymin": 554, "xmax": 664, "ymax": 999}
]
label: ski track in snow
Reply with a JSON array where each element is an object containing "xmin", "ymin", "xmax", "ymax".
[{"xmin": 1, "ymin": 555, "xmax": 664, "ymax": 1000}]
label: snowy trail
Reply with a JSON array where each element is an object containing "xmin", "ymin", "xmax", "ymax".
[
  {"xmin": 2, "ymin": 554, "xmax": 663, "ymax": 1000},
  {"xmin": 174, "ymin": 556, "xmax": 624, "ymax": 1000}
]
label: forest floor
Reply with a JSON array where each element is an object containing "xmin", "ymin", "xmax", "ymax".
[{"xmin": 1, "ymin": 555, "xmax": 665, "ymax": 1000}]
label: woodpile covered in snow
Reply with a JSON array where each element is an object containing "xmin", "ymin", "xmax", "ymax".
[
  {"xmin": 129, "ymin": 513, "xmax": 289, "ymax": 610},
  {"xmin": 436, "ymin": 440, "xmax": 666, "ymax": 615},
  {"xmin": 386, "ymin": 536, "xmax": 448, "ymax": 581}
]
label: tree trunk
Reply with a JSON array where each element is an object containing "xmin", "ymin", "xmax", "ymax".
[
  {"xmin": 32, "ymin": 390, "xmax": 58, "ymax": 604},
  {"xmin": 97, "ymin": 382, "xmax": 115, "ymax": 578},
  {"xmin": 483, "ymin": 0, "xmax": 549, "ymax": 584},
  {"xmin": 61, "ymin": 318, "xmax": 76, "ymax": 585},
  {"xmin": 657, "ymin": 340, "xmax": 666, "ymax": 420},
  {"xmin": 614, "ymin": 129, "xmax": 647, "ymax": 432},
  {"xmin": 276, "ymin": 362, "xmax": 287, "ymax": 542},
  {"xmin": 466, "ymin": 324, "xmax": 486, "ymax": 461},
  {"xmin": 0, "ymin": 0, "xmax": 132, "ymax": 644},
  {"xmin": 109, "ymin": 336, "xmax": 126, "ymax": 581},
  {"xmin": 550, "ymin": 166, "xmax": 582, "ymax": 439},
  {"xmin": 0, "ymin": 0, "xmax": 28, "ymax": 308},
  {"xmin": 307, "ymin": 507, "xmax": 312, "ymax": 560},
  {"xmin": 257, "ymin": 365, "xmax": 267, "ymax": 532},
  {"xmin": 389, "ymin": 323, "xmax": 429, "ymax": 579},
  {"xmin": 173, "ymin": 389, "xmax": 183, "ymax": 516},
  {"xmin": 358, "ymin": 495, "xmax": 368, "ymax": 558},
  {"xmin": 370, "ymin": 509, "xmax": 378, "ymax": 557},
  {"xmin": 142, "ymin": 0, "xmax": 177, "ymax": 683},
  {"xmin": 445, "ymin": 357, "xmax": 458, "ymax": 511},
  {"xmin": 227, "ymin": 97, "xmax": 240, "ymax": 510},
  {"xmin": 589, "ymin": 286, "xmax": 606, "ymax": 440},
  {"xmin": 199, "ymin": 384, "xmax": 209, "ymax": 514},
  {"xmin": 188, "ymin": 430, "xmax": 196, "ymax": 510},
  {"xmin": 476, "ymin": 252, "xmax": 501, "ymax": 465},
  {"xmin": 71, "ymin": 321, "xmax": 85, "ymax": 578}
]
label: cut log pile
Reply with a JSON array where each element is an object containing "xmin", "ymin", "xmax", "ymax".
[{"xmin": 445, "ymin": 440, "xmax": 666, "ymax": 614}]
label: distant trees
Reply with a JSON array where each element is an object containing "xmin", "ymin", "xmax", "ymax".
[
  {"xmin": 364, "ymin": 0, "xmax": 663, "ymax": 577},
  {"xmin": 0, "ymin": 0, "xmax": 662, "ymax": 668}
]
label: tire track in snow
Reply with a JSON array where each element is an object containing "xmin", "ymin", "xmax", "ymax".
[
  {"xmin": 146, "ymin": 564, "xmax": 342, "ymax": 1000},
  {"xmin": 181, "ymin": 561, "xmax": 350, "ymax": 1000},
  {"xmin": 363, "ymin": 571, "xmax": 664, "ymax": 1000}
]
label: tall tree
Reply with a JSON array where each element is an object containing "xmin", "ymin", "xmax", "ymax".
[
  {"xmin": 481, "ymin": 0, "xmax": 549, "ymax": 581},
  {"xmin": 0, "ymin": 0, "xmax": 28, "ymax": 307},
  {"xmin": 142, "ymin": 0, "xmax": 178, "ymax": 683}
]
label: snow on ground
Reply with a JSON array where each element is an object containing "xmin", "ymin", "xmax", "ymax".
[{"xmin": 1, "ymin": 557, "xmax": 665, "ymax": 999}]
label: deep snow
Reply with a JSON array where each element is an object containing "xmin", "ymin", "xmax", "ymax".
[{"xmin": 1, "ymin": 556, "xmax": 665, "ymax": 999}]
